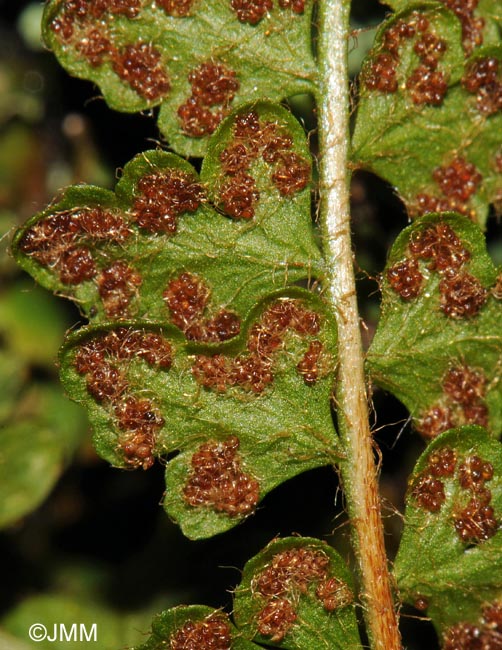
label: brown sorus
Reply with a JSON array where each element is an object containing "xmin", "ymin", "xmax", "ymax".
[
  {"xmin": 256, "ymin": 598, "xmax": 297, "ymax": 642},
  {"xmin": 271, "ymin": 152, "xmax": 310, "ymax": 195},
  {"xmin": 442, "ymin": 364, "xmax": 486, "ymax": 405},
  {"xmin": 157, "ymin": 0, "xmax": 194, "ymax": 16},
  {"xmin": 454, "ymin": 496, "xmax": 498, "ymax": 543},
  {"xmin": 112, "ymin": 42, "xmax": 170, "ymax": 101},
  {"xmin": 231, "ymin": 0, "xmax": 273, "ymax": 25},
  {"xmin": 278, "ymin": 0, "xmax": 305, "ymax": 13},
  {"xmin": 463, "ymin": 402, "xmax": 489, "ymax": 428},
  {"xmin": 114, "ymin": 395, "xmax": 165, "ymax": 435},
  {"xmin": 411, "ymin": 474, "xmax": 446, "ymax": 512},
  {"xmin": 220, "ymin": 142, "xmax": 252, "ymax": 174},
  {"xmin": 387, "ymin": 258, "xmax": 424, "ymax": 300},
  {"xmin": 439, "ymin": 272, "xmax": 487, "ymax": 319},
  {"xmin": 59, "ymin": 246, "xmax": 97, "ymax": 284},
  {"xmin": 296, "ymin": 340, "xmax": 324, "ymax": 385},
  {"xmin": 432, "ymin": 157, "xmax": 482, "ymax": 205},
  {"xmin": 458, "ymin": 455, "xmax": 494, "ymax": 490},
  {"xmin": 163, "ymin": 272, "xmax": 210, "ymax": 330},
  {"xmin": 427, "ymin": 446, "xmax": 457, "ymax": 477},
  {"xmin": 440, "ymin": 0, "xmax": 486, "ymax": 53},
  {"xmin": 219, "ymin": 172, "xmax": 260, "ymax": 219},
  {"xmin": 415, "ymin": 404, "xmax": 455, "ymax": 440},
  {"xmin": 254, "ymin": 547, "xmax": 330, "ymax": 597},
  {"xmin": 409, "ymin": 223, "xmax": 470, "ymax": 273},
  {"xmin": 76, "ymin": 29, "xmax": 113, "ymax": 67},
  {"xmin": 443, "ymin": 623, "xmax": 484, "ymax": 650},
  {"xmin": 406, "ymin": 66, "xmax": 448, "ymax": 105},
  {"xmin": 178, "ymin": 97, "xmax": 223, "ymax": 136},
  {"xmin": 315, "ymin": 577, "xmax": 354, "ymax": 611},
  {"xmin": 188, "ymin": 62, "xmax": 239, "ymax": 106},
  {"xmin": 169, "ymin": 613, "xmax": 232, "ymax": 650},
  {"xmin": 121, "ymin": 432, "xmax": 156, "ymax": 470},
  {"xmin": 364, "ymin": 53, "xmax": 398, "ymax": 93},
  {"xmin": 85, "ymin": 362, "xmax": 127, "ymax": 403},
  {"xmin": 463, "ymin": 56, "xmax": 502, "ymax": 115},
  {"xmin": 97, "ymin": 261, "xmax": 142, "ymax": 317},
  {"xmin": 183, "ymin": 436, "xmax": 260, "ymax": 516},
  {"xmin": 131, "ymin": 169, "xmax": 204, "ymax": 233}
]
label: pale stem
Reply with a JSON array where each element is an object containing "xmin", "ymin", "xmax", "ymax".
[{"xmin": 316, "ymin": 2, "xmax": 402, "ymax": 649}]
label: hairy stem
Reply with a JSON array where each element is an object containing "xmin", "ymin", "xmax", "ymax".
[{"xmin": 316, "ymin": 2, "xmax": 402, "ymax": 649}]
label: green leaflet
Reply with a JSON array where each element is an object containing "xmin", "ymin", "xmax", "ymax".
[
  {"xmin": 352, "ymin": 2, "xmax": 502, "ymax": 227},
  {"xmin": 11, "ymin": 102, "xmax": 333, "ymax": 539},
  {"xmin": 394, "ymin": 427, "xmax": 502, "ymax": 641},
  {"xmin": 135, "ymin": 538, "xmax": 361, "ymax": 650},
  {"xmin": 59, "ymin": 289, "xmax": 338, "ymax": 539},
  {"xmin": 42, "ymin": 0, "xmax": 316, "ymax": 157},
  {"xmin": 13, "ymin": 103, "xmax": 321, "ymax": 327},
  {"xmin": 367, "ymin": 213, "xmax": 502, "ymax": 439},
  {"xmin": 133, "ymin": 606, "xmax": 256, "ymax": 650},
  {"xmin": 233, "ymin": 537, "xmax": 360, "ymax": 650}
]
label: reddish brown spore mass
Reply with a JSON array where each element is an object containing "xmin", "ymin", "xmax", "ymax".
[
  {"xmin": 217, "ymin": 110, "xmax": 309, "ymax": 218},
  {"xmin": 19, "ymin": 206, "xmax": 131, "ymax": 285},
  {"xmin": 387, "ymin": 258, "xmax": 424, "ymax": 300},
  {"xmin": 131, "ymin": 169, "xmax": 204, "ymax": 234},
  {"xmin": 463, "ymin": 56, "xmax": 502, "ymax": 115},
  {"xmin": 97, "ymin": 261, "xmax": 142, "ymax": 317},
  {"xmin": 76, "ymin": 29, "xmax": 113, "ymax": 67},
  {"xmin": 414, "ymin": 156, "xmax": 483, "ymax": 218},
  {"xmin": 440, "ymin": 0, "xmax": 485, "ymax": 53},
  {"xmin": 50, "ymin": 1, "xmax": 143, "ymax": 71},
  {"xmin": 231, "ymin": 0, "xmax": 272, "ymax": 24},
  {"xmin": 278, "ymin": 0, "xmax": 305, "ymax": 13},
  {"xmin": 442, "ymin": 365, "xmax": 486, "ymax": 405},
  {"xmin": 409, "ymin": 223, "xmax": 470, "ymax": 273},
  {"xmin": 114, "ymin": 395, "xmax": 164, "ymax": 436},
  {"xmin": 59, "ymin": 247, "xmax": 97, "ymax": 284},
  {"xmin": 434, "ymin": 156, "xmax": 482, "ymax": 205},
  {"xmin": 296, "ymin": 340, "xmax": 324, "ymax": 385},
  {"xmin": 163, "ymin": 273, "xmax": 241, "ymax": 342},
  {"xmin": 454, "ymin": 496, "xmax": 498, "ymax": 543},
  {"xmin": 157, "ymin": 0, "xmax": 194, "ymax": 16},
  {"xmin": 254, "ymin": 547, "xmax": 330, "ymax": 598},
  {"xmin": 444, "ymin": 603, "xmax": 502, "ymax": 649},
  {"xmin": 112, "ymin": 42, "xmax": 170, "ymax": 101},
  {"xmin": 364, "ymin": 13, "xmax": 448, "ymax": 105},
  {"xmin": 189, "ymin": 62, "xmax": 239, "ymax": 106},
  {"xmin": 192, "ymin": 299, "xmax": 323, "ymax": 393},
  {"xmin": 170, "ymin": 614, "xmax": 232, "ymax": 650},
  {"xmin": 74, "ymin": 328, "xmax": 172, "ymax": 469},
  {"xmin": 164, "ymin": 272, "xmax": 210, "ymax": 330},
  {"xmin": 364, "ymin": 53, "xmax": 398, "ymax": 93},
  {"xmin": 427, "ymin": 446, "xmax": 457, "ymax": 477},
  {"xmin": 458, "ymin": 455, "xmax": 494, "ymax": 490},
  {"xmin": 411, "ymin": 474, "xmax": 446, "ymax": 512},
  {"xmin": 415, "ymin": 404, "xmax": 454, "ymax": 440},
  {"xmin": 219, "ymin": 173, "xmax": 260, "ymax": 219},
  {"xmin": 253, "ymin": 544, "xmax": 351, "ymax": 638},
  {"xmin": 51, "ymin": 0, "xmax": 142, "ymax": 37},
  {"xmin": 256, "ymin": 598, "xmax": 297, "ymax": 642},
  {"xmin": 271, "ymin": 152, "xmax": 310, "ymax": 195},
  {"xmin": 178, "ymin": 61, "xmax": 239, "ymax": 137},
  {"xmin": 183, "ymin": 436, "xmax": 260, "ymax": 516},
  {"xmin": 315, "ymin": 577, "xmax": 354, "ymax": 611},
  {"xmin": 439, "ymin": 272, "xmax": 487, "ymax": 319}
]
